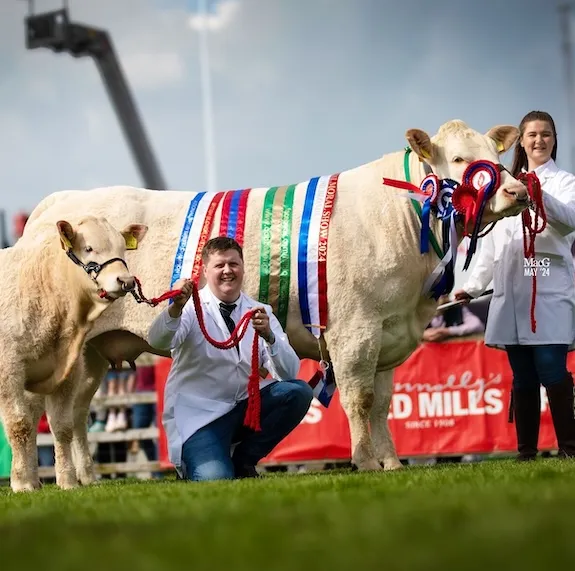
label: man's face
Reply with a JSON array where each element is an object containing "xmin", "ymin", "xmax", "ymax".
[{"xmin": 203, "ymin": 248, "xmax": 245, "ymax": 302}]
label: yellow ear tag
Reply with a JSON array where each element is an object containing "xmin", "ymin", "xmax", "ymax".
[
  {"xmin": 61, "ymin": 236, "xmax": 73, "ymax": 251},
  {"xmin": 124, "ymin": 234, "xmax": 138, "ymax": 250},
  {"xmin": 421, "ymin": 149, "xmax": 431, "ymax": 160},
  {"xmin": 497, "ymin": 141, "xmax": 505, "ymax": 153}
]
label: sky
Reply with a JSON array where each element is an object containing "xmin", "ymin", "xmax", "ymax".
[{"xmin": 0, "ymin": 0, "xmax": 570, "ymax": 282}]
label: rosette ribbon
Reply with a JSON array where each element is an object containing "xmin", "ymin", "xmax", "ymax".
[{"xmin": 382, "ymin": 173, "xmax": 439, "ymax": 253}]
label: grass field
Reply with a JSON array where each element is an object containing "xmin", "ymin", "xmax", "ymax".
[{"xmin": 1, "ymin": 459, "xmax": 575, "ymax": 570}]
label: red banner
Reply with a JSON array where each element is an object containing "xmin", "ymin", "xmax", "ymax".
[{"xmin": 155, "ymin": 340, "xmax": 567, "ymax": 468}]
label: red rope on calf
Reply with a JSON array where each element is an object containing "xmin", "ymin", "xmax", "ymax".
[
  {"xmin": 131, "ymin": 277, "xmax": 262, "ymax": 430},
  {"xmin": 518, "ymin": 172, "xmax": 547, "ymax": 333},
  {"xmin": 132, "ymin": 277, "xmax": 182, "ymax": 306},
  {"xmin": 190, "ymin": 283, "xmax": 261, "ymax": 431}
]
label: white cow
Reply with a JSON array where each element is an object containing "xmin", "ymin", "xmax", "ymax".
[
  {"xmin": 0, "ymin": 216, "xmax": 147, "ymax": 492},
  {"xmin": 23, "ymin": 120, "xmax": 528, "ymax": 483}
]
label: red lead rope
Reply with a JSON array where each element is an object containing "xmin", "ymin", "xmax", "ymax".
[
  {"xmin": 517, "ymin": 172, "xmax": 547, "ymax": 333},
  {"xmin": 131, "ymin": 277, "xmax": 262, "ymax": 431}
]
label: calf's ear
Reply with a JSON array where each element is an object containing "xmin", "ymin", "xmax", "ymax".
[
  {"xmin": 122, "ymin": 223, "xmax": 148, "ymax": 250},
  {"xmin": 56, "ymin": 220, "xmax": 75, "ymax": 250},
  {"xmin": 406, "ymin": 128, "xmax": 435, "ymax": 162},
  {"xmin": 485, "ymin": 125, "xmax": 519, "ymax": 154}
]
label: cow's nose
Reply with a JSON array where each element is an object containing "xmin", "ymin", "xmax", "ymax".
[
  {"xmin": 118, "ymin": 275, "xmax": 135, "ymax": 291},
  {"xmin": 504, "ymin": 186, "xmax": 529, "ymax": 203}
]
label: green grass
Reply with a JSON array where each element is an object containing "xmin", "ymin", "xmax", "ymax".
[{"xmin": 1, "ymin": 459, "xmax": 575, "ymax": 570}]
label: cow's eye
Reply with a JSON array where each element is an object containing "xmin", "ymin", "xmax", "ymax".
[
  {"xmin": 452, "ymin": 156, "xmax": 465, "ymax": 163},
  {"xmin": 85, "ymin": 246, "xmax": 93, "ymax": 253}
]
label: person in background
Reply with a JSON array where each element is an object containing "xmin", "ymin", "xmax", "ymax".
[
  {"xmin": 454, "ymin": 110, "xmax": 575, "ymax": 461},
  {"xmin": 423, "ymin": 294, "xmax": 484, "ymax": 342},
  {"xmin": 37, "ymin": 413, "xmax": 55, "ymax": 483},
  {"xmin": 128, "ymin": 354, "xmax": 162, "ymax": 478}
]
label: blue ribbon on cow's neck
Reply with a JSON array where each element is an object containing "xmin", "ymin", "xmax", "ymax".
[
  {"xmin": 403, "ymin": 147, "xmax": 455, "ymax": 300},
  {"xmin": 420, "ymin": 198, "xmax": 431, "ymax": 254}
]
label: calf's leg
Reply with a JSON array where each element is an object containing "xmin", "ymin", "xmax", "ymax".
[
  {"xmin": 0, "ymin": 370, "xmax": 40, "ymax": 492},
  {"xmin": 71, "ymin": 344, "xmax": 109, "ymax": 485},
  {"xmin": 45, "ymin": 375, "xmax": 78, "ymax": 489}
]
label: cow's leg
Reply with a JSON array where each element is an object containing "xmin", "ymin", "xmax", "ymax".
[
  {"xmin": 0, "ymin": 371, "xmax": 40, "ymax": 492},
  {"xmin": 45, "ymin": 376, "xmax": 78, "ymax": 489},
  {"xmin": 26, "ymin": 392, "xmax": 47, "ymax": 486},
  {"xmin": 371, "ymin": 369, "xmax": 403, "ymax": 471},
  {"xmin": 329, "ymin": 329, "xmax": 382, "ymax": 472},
  {"xmin": 71, "ymin": 344, "xmax": 109, "ymax": 485}
]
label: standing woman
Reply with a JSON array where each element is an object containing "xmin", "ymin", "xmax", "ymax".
[{"xmin": 454, "ymin": 110, "xmax": 575, "ymax": 460}]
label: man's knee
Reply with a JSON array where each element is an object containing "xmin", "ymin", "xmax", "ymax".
[
  {"xmin": 185, "ymin": 459, "xmax": 235, "ymax": 482},
  {"xmin": 284, "ymin": 379, "xmax": 314, "ymax": 413}
]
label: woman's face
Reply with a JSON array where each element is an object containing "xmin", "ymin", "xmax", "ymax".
[{"xmin": 520, "ymin": 120, "xmax": 555, "ymax": 168}]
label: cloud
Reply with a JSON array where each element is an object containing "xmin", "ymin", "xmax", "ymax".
[
  {"xmin": 122, "ymin": 51, "xmax": 186, "ymax": 90},
  {"xmin": 187, "ymin": 0, "xmax": 240, "ymax": 32}
]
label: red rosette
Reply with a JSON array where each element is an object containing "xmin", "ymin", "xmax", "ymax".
[
  {"xmin": 462, "ymin": 160, "xmax": 500, "ymax": 198},
  {"xmin": 451, "ymin": 184, "xmax": 477, "ymax": 215}
]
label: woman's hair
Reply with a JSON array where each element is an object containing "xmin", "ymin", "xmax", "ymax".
[{"xmin": 510, "ymin": 110, "xmax": 558, "ymax": 177}]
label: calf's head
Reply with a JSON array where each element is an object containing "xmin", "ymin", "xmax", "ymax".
[
  {"xmin": 56, "ymin": 216, "xmax": 148, "ymax": 301},
  {"xmin": 406, "ymin": 120, "xmax": 529, "ymax": 223}
]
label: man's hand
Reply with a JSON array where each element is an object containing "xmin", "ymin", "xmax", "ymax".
[
  {"xmin": 169, "ymin": 279, "xmax": 193, "ymax": 318},
  {"xmin": 453, "ymin": 289, "xmax": 473, "ymax": 304},
  {"xmin": 252, "ymin": 307, "xmax": 274, "ymax": 344},
  {"xmin": 423, "ymin": 327, "xmax": 450, "ymax": 342}
]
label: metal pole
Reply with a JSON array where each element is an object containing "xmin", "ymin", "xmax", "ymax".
[
  {"xmin": 93, "ymin": 33, "xmax": 167, "ymax": 190},
  {"xmin": 0, "ymin": 210, "xmax": 10, "ymax": 249},
  {"xmin": 197, "ymin": 0, "xmax": 217, "ymax": 193},
  {"xmin": 559, "ymin": 3, "xmax": 575, "ymax": 172}
]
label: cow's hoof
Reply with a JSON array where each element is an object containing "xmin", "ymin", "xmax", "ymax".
[
  {"xmin": 58, "ymin": 480, "xmax": 80, "ymax": 490},
  {"xmin": 382, "ymin": 460, "xmax": 404, "ymax": 471},
  {"xmin": 77, "ymin": 469, "xmax": 97, "ymax": 486},
  {"xmin": 57, "ymin": 472, "xmax": 80, "ymax": 490},
  {"xmin": 355, "ymin": 458, "xmax": 384, "ymax": 471},
  {"xmin": 11, "ymin": 480, "xmax": 38, "ymax": 493}
]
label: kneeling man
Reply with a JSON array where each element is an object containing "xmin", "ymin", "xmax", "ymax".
[{"xmin": 148, "ymin": 237, "xmax": 313, "ymax": 481}]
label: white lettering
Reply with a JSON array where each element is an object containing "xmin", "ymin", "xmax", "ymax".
[
  {"xmin": 419, "ymin": 392, "xmax": 443, "ymax": 417},
  {"xmin": 302, "ymin": 399, "xmax": 323, "ymax": 424},
  {"xmin": 452, "ymin": 391, "xmax": 469, "ymax": 416},
  {"xmin": 443, "ymin": 391, "xmax": 453, "ymax": 416},
  {"xmin": 434, "ymin": 418, "xmax": 455, "ymax": 428},
  {"xmin": 389, "ymin": 394, "xmax": 412, "ymax": 419},
  {"xmin": 395, "ymin": 371, "xmax": 503, "ymax": 394},
  {"xmin": 524, "ymin": 256, "xmax": 550, "ymax": 268},
  {"xmin": 468, "ymin": 389, "xmax": 485, "ymax": 415},
  {"xmin": 405, "ymin": 419, "xmax": 432, "ymax": 429},
  {"xmin": 484, "ymin": 389, "xmax": 503, "ymax": 415}
]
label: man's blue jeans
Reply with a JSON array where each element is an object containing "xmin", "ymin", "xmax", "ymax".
[
  {"xmin": 505, "ymin": 344, "xmax": 569, "ymax": 390},
  {"xmin": 181, "ymin": 379, "xmax": 313, "ymax": 481}
]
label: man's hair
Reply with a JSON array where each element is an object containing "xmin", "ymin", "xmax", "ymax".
[{"xmin": 201, "ymin": 236, "xmax": 243, "ymax": 263}]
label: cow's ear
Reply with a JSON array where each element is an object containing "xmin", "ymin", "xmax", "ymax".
[
  {"xmin": 405, "ymin": 128, "xmax": 435, "ymax": 162},
  {"xmin": 486, "ymin": 125, "xmax": 519, "ymax": 154},
  {"xmin": 122, "ymin": 223, "xmax": 148, "ymax": 250},
  {"xmin": 56, "ymin": 220, "xmax": 75, "ymax": 251}
]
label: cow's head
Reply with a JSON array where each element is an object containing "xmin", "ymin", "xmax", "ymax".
[
  {"xmin": 56, "ymin": 216, "xmax": 148, "ymax": 301},
  {"xmin": 406, "ymin": 120, "xmax": 529, "ymax": 222}
]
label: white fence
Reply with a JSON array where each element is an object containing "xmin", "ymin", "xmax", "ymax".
[{"xmin": 36, "ymin": 390, "xmax": 166, "ymax": 479}]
